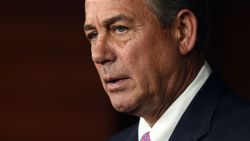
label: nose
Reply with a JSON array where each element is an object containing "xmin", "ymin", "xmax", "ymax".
[{"xmin": 91, "ymin": 34, "xmax": 116, "ymax": 65}]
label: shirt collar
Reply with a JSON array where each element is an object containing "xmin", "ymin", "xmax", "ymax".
[{"xmin": 138, "ymin": 62, "xmax": 212, "ymax": 141}]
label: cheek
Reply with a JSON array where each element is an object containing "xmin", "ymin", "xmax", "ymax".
[
  {"xmin": 117, "ymin": 39, "xmax": 153, "ymax": 87},
  {"xmin": 119, "ymin": 41, "xmax": 147, "ymax": 71},
  {"xmin": 121, "ymin": 35, "xmax": 158, "ymax": 73},
  {"xmin": 119, "ymin": 32, "xmax": 177, "ymax": 90}
]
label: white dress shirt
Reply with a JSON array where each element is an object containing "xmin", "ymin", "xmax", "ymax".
[{"xmin": 138, "ymin": 62, "xmax": 212, "ymax": 141}]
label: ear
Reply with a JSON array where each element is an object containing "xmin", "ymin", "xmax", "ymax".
[{"xmin": 174, "ymin": 9, "xmax": 197, "ymax": 55}]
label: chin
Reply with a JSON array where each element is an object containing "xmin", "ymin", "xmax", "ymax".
[
  {"xmin": 111, "ymin": 100, "xmax": 133, "ymax": 113},
  {"xmin": 107, "ymin": 86, "xmax": 145, "ymax": 115},
  {"xmin": 110, "ymin": 96, "xmax": 140, "ymax": 114}
]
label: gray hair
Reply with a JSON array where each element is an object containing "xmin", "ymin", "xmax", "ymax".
[{"xmin": 144, "ymin": 0, "xmax": 209, "ymax": 55}]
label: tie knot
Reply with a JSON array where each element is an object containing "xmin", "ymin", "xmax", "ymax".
[{"xmin": 140, "ymin": 132, "xmax": 151, "ymax": 141}]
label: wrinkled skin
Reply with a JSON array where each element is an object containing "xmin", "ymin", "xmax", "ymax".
[{"xmin": 84, "ymin": 0, "xmax": 201, "ymax": 126}]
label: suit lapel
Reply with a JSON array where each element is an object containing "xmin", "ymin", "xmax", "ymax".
[
  {"xmin": 169, "ymin": 73, "xmax": 226, "ymax": 141},
  {"xmin": 125, "ymin": 124, "xmax": 138, "ymax": 141}
]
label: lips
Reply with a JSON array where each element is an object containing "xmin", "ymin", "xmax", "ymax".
[
  {"xmin": 104, "ymin": 76, "xmax": 129, "ymax": 92},
  {"xmin": 104, "ymin": 77, "xmax": 126, "ymax": 83}
]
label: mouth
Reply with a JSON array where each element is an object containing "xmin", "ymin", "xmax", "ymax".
[{"xmin": 104, "ymin": 76, "xmax": 129, "ymax": 92}]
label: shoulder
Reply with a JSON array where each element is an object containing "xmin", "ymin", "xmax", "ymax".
[
  {"xmin": 211, "ymin": 92, "xmax": 250, "ymax": 140},
  {"xmin": 107, "ymin": 123, "xmax": 138, "ymax": 141},
  {"xmin": 191, "ymin": 71, "xmax": 250, "ymax": 140}
]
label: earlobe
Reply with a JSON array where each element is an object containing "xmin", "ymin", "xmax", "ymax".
[{"xmin": 175, "ymin": 9, "xmax": 197, "ymax": 56}]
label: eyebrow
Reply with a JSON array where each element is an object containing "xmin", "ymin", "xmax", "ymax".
[
  {"xmin": 83, "ymin": 24, "xmax": 95, "ymax": 32},
  {"xmin": 84, "ymin": 14, "xmax": 134, "ymax": 32}
]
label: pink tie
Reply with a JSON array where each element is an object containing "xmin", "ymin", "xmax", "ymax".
[{"xmin": 140, "ymin": 132, "xmax": 151, "ymax": 141}]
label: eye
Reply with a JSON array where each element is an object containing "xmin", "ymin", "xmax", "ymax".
[
  {"xmin": 86, "ymin": 31, "xmax": 98, "ymax": 41},
  {"xmin": 112, "ymin": 26, "xmax": 129, "ymax": 35}
]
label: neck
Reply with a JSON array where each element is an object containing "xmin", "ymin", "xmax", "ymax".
[{"xmin": 144, "ymin": 55, "xmax": 204, "ymax": 127}]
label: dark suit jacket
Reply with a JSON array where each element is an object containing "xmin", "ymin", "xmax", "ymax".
[{"xmin": 108, "ymin": 72, "xmax": 250, "ymax": 141}]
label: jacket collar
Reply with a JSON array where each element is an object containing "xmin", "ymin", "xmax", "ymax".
[
  {"xmin": 169, "ymin": 72, "xmax": 226, "ymax": 141},
  {"xmin": 126, "ymin": 123, "xmax": 138, "ymax": 141}
]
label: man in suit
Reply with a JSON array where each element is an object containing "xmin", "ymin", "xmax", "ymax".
[{"xmin": 83, "ymin": 0, "xmax": 250, "ymax": 140}]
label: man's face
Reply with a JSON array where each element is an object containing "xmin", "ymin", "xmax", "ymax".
[{"xmin": 84, "ymin": 0, "xmax": 181, "ymax": 115}]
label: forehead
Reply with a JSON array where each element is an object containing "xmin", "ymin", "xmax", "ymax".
[
  {"xmin": 84, "ymin": 0, "xmax": 150, "ymax": 24},
  {"xmin": 85, "ymin": 0, "xmax": 144, "ymax": 10}
]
